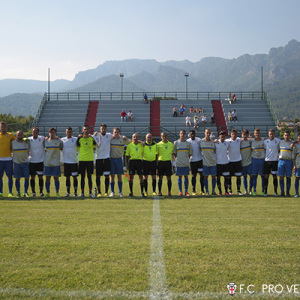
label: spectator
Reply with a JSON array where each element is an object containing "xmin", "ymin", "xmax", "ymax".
[
  {"xmin": 199, "ymin": 107, "xmax": 203, "ymax": 113},
  {"xmin": 201, "ymin": 114, "xmax": 207, "ymax": 125},
  {"xmin": 189, "ymin": 106, "xmax": 195, "ymax": 113},
  {"xmin": 210, "ymin": 113, "xmax": 216, "ymax": 124},
  {"xmin": 232, "ymin": 109, "xmax": 237, "ymax": 122},
  {"xmin": 143, "ymin": 93, "xmax": 148, "ymax": 104},
  {"xmin": 210, "ymin": 132, "xmax": 215, "ymax": 140},
  {"xmin": 195, "ymin": 108, "xmax": 200, "ymax": 113},
  {"xmin": 194, "ymin": 114, "xmax": 199, "ymax": 131},
  {"xmin": 185, "ymin": 115, "xmax": 191, "ymax": 127},
  {"xmin": 120, "ymin": 110, "xmax": 127, "ymax": 123},
  {"xmin": 127, "ymin": 110, "xmax": 133, "ymax": 122},
  {"xmin": 228, "ymin": 111, "xmax": 232, "ymax": 122},
  {"xmin": 232, "ymin": 93, "xmax": 237, "ymax": 103},
  {"xmin": 173, "ymin": 105, "xmax": 179, "ymax": 117},
  {"xmin": 179, "ymin": 104, "xmax": 185, "ymax": 116}
]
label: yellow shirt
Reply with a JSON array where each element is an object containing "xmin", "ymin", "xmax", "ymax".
[
  {"xmin": 126, "ymin": 143, "xmax": 144, "ymax": 160},
  {"xmin": 0, "ymin": 132, "xmax": 15, "ymax": 159}
]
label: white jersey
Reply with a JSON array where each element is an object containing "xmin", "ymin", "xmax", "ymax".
[
  {"xmin": 264, "ymin": 138, "xmax": 280, "ymax": 161},
  {"xmin": 95, "ymin": 133, "xmax": 113, "ymax": 159},
  {"xmin": 61, "ymin": 136, "xmax": 78, "ymax": 164},
  {"xmin": 226, "ymin": 137, "xmax": 242, "ymax": 162},
  {"xmin": 215, "ymin": 140, "xmax": 229, "ymax": 165},
  {"xmin": 187, "ymin": 137, "xmax": 203, "ymax": 162},
  {"xmin": 28, "ymin": 135, "xmax": 45, "ymax": 163}
]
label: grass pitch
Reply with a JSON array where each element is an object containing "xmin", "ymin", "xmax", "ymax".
[{"xmin": 0, "ymin": 175, "xmax": 299, "ymax": 299}]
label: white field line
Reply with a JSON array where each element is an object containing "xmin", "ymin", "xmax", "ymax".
[
  {"xmin": 1, "ymin": 287, "xmax": 299, "ymax": 299},
  {"xmin": 149, "ymin": 197, "xmax": 169, "ymax": 299}
]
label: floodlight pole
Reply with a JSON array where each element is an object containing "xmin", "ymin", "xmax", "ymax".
[
  {"xmin": 261, "ymin": 66, "xmax": 264, "ymax": 100},
  {"xmin": 48, "ymin": 68, "xmax": 50, "ymax": 101},
  {"xmin": 185, "ymin": 72, "xmax": 189, "ymax": 100},
  {"xmin": 120, "ymin": 73, "xmax": 124, "ymax": 100}
]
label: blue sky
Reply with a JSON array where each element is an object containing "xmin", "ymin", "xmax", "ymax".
[{"xmin": 1, "ymin": 0, "xmax": 300, "ymax": 81}]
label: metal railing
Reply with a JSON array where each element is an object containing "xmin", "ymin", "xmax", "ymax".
[
  {"xmin": 45, "ymin": 91, "xmax": 266, "ymax": 102},
  {"xmin": 31, "ymin": 92, "xmax": 47, "ymax": 128}
]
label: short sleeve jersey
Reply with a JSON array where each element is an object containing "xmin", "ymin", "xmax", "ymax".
[
  {"xmin": 215, "ymin": 140, "xmax": 229, "ymax": 165},
  {"xmin": 95, "ymin": 133, "xmax": 114, "ymax": 159},
  {"xmin": 143, "ymin": 142, "xmax": 157, "ymax": 162},
  {"xmin": 126, "ymin": 143, "xmax": 144, "ymax": 160},
  {"xmin": 157, "ymin": 141, "xmax": 174, "ymax": 161},
  {"xmin": 187, "ymin": 137, "xmax": 203, "ymax": 162},
  {"xmin": 264, "ymin": 138, "xmax": 280, "ymax": 161},
  {"xmin": 199, "ymin": 139, "xmax": 216, "ymax": 167},
  {"xmin": 28, "ymin": 135, "xmax": 45, "ymax": 163},
  {"xmin": 77, "ymin": 137, "xmax": 95, "ymax": 162},
  {"xmin": 110, "ymin": 137, "xmax": 130, "ymax": 159},
  {"xmin": 12, "ymin": 140, "xmax": 30, "ymax": 164},
  {"xmin": 250, "ymin": 139, "xmax": 265, "ymax": 159},
  {"xmin": 173, "ymin": 140, "xmax": 192, "ymax": 167},
  {"xmin": 226, "ymin": 137, "xmax": 242, "ymax": 162},
  {"xmin": 61, "ymin": 136, "xmax": 78, "ymax": 164},
  {"xmin": 240, "ymin": 140, "xmax": 252, "ymax": 167},
  {"xmin": 0, "ymin": 132, "xmax": 15, "ymax": 160},
  {"xmin": 279, "ymin": 140, "xmax": 293, "ymax": 160},
  {"xmin": 44, "ymin": 139, "xmax": 63, "ymax": 167},
  {"xmin": 293, "ymin": 142, "xmax": 300, "ymax": 168}
]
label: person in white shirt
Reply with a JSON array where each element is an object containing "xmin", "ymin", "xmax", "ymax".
[
  {"xmin": 61, "ymin": 127, "xmax": 78, "ymax": 197},
  {"xmin": 201, "ymin": 114, "xmax": 207, "ymax": 125},
  {"xmin": 215, "ymin": 131, "xmax": 230, "ymax": 195},
  {"xmin": 226, "ymin": 129, "xmax": 242, "ymax": 195},
  {"xmin": 185, "ymin": 115, "xmax": 191, "ymax": 127},
  {"xmin": 127, "ymin": 110, "xmax": 133, "ymax": 122},
  {"xmin": 263, "ymin": 128, "xmax": 280, "ymax": 196},
  {"xmin": 28, "ymin": 127, "xmax": 45, "ymax": 197},
  {"xmin": 187, "ymin": 130, "xmax": 204, "ymax": 195}
]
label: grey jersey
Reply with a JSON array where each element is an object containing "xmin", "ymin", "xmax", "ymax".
[
  {"xmin": 250, "ymin": 139, "xmax": 265, "ymax": 159},
  {"xmin": 173, "ymin": 140, "xmax": 192, "ymax": 168},
  {"xmin": 110, "ymin": 137, "xmax": 130, "ymax": 159},
  {"xmin": 199, "ymin": 139, "xmax": 216, "ymax": 167},
  {"xmin": 279, "ymin": 140, "xmax": 293, "ymax": 160},
  {"xmin": 293, "ymin": 142, "xmax": 300, "ymax": 168},
  {"xmin": 12, "ymin": 140, "xmax": 30, "ymax": 164},
  {"xmin": 240, "ymin": 140, "xmax": 252, "ymax": 167},
  {"xmin": 44, "ymin": 139, "xmax": 63, "ymax": 167}
]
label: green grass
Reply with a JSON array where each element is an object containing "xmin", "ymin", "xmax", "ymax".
[{"xmin": 0, "ymin": 175, "xmax": 299, "ymax": 298}]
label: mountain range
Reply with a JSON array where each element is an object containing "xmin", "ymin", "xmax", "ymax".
[{"xmin": 1, "ymin": 39, "xmax": 299, "ymax": 119}]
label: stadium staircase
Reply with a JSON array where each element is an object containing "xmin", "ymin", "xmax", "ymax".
[
  {"xmin": 85, "ymin": 101, "xmax": 99, "ymax": 132},
  {"xmin": 211, "ymin": 100, "xmax": 228, "ymax": 135},
  {"xmin": 94, "ymin": 100, "xmax": 150, "ymax": 138},
  {"xmin": 150, "ymin": 100, "xmax": 161, "ymax": 137}
]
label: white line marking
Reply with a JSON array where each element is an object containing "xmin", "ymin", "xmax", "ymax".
[{"xmin": 149, "ymin": 197, "xmax": 169, "ymax": 299}]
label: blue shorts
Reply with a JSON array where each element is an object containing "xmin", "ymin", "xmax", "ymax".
[
  {"xmin": 251, "ymin": 158, "xmax": 265, "ymax": 176},
  {"xmin": 242, "ymin": 164, "xmax": 252, "ymax": 176},
  {"xmin": 277, "ymin": 160, "xmax": 293, "ymax": 177},
  {"xmin": 110, "ymin": 158, "xmax": 124, "ymax": 175},
  {"xmin": 45, "ymin": 166, "xmax": 61, "ymax": 177},
  {"xmin": 0, "ymin": 160, "xmax": 13, "ymax": 177},
  {"xmin": 203, "ymin": 165, "xmax": 217, "ymax": 176},
  {"xmin": 14, "ymin": 162, "xmax": 30, "ymax": 178},
  {"xmin": 176, "ymin": 166, "xmax": 190, "ymax": 176},
  {"xmin": 295, "ymin": 168, "xmax": 300, "ymax": 177}
]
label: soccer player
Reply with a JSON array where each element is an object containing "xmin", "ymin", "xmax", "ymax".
[
  {"xmin": 61, "ymin": 127, "xmax": 78, "ymax": 197},
  {"xmin": 11, "ymin": 130, "xmax": 30, "ymax": 197},
  {"xmin": 77, "ymin": 125, "xmax": 97, "ymax": 197},
  {"xmin": 215, "ymin": 131, "xmax": 230, "ymax": 195},
  {"xmin": 156, "ymin": 132, "xmax": 174, "ymax": 196},
  {"xmin": 199, "ymin": 128, "xmax": 217, "ymax": 195},
  {"xmin": 143, "ymin": 133, "xmax": 157, "ymax": 196},
  {"xmin": 292, "ymin": 132, "xmax": 300, "ymax": 197},
  {"xmin": 44, "ymin": 128, "xmax": 63, "ymax": 197},
  {"xmin": 110, "ymin": 127, "xmax": 130, "ymax": 197},
  {"xmin": 28, "ymin": 127, "xmax": 45, "ymax": 197},
  {"xmin": 263, "ymin": 129, "xmax": 280, "ymax": 196},
  {"xmin": 187, "ymin": 130, "xmax": 205, "ymax": 195},
  {"xmin": 173, "ymin": 129, "xmax": 192, "ymax": 196},
  {"xmin": 0, "ymin": 121, "xmax": 16, "ymax": 197},
  {"xmin": 226, "ymin": 129, "xmax": 242, "ymax": 195},
  {"xmin": 278, "ymin": 131, "xmax": 293, "ymax": 197},
  {"xmin": 240, "ymin": 129, "xmax": 253, "ymax": 195},
  {"xmin": 125, "ymin": 133, "xmax": 144, "ymax": 197},
  {"xmin": 250, "ymin": 128, "xmax": 265, "ymax": 196}
]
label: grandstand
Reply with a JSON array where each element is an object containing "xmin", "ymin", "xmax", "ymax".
[{"xmin": 34, "ymin": 91, "xmax": 278, "ymax": 140}]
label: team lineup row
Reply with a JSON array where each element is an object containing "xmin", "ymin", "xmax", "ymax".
[{"xmin": 0, "ymin": 121, "xmax": 299, "ymax": 198}]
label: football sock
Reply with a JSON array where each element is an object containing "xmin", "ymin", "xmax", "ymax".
[
  {"xmin": 66, "ymin": 178, "xmax": 70, "ymax": 194},
  {"xmin": 55, "ymin": 180, "xmax": 60, "ymax": 193},
  {"xmin": 295, "ymin": 178, "xmax": 299, "ymax": 195},
  {"xmin": 96, "ymin": 177, "xmax": 101, "ymax": 193},
  {"xmin": 30, "ymin": 179, "xmax": 35, "ymax": 193},
  {"xmin": 152, "ymin": 179, "xmax": 156, "ymax": 193},
  {"xmin": 184, "ymin": 177, "xmax": 188, "ymax": 193},
  {"xmin": 129, "ymin": 181, "xmax": 133, "ymax": 193},
  {"xmin": 73, "ymin": 177, "xmax": 78, "ymax": 194},
  {"xmin": 45, "ymin": 181, "xmax": 50, "ymax": 193},
  {"xmin": 158, "ymin": 179, "xmax": 162, "ymax": 193},
  {"xmin": 167, "ymin": 179, "xmax": 172, "ymax": 192},
  {"xmin": 16, "ymin": 180, "xmax": 20, "ymax": 193},
  {"xmin": 286, "ymin": 177, "xmax": 291, "ymax": 194},
  {"xmin": 39, "ymin": 178, "xmax": 44, "ymax": 193},
  {"xmin": 273, "ymin": 177, "xmax": 278, "ymax": 194},
  {"xmin": 204, "ymin": 178, "xmax": 209, "ymax": 193},
  {"xmin": 0, "ymin": 177, "xmax": 3, "ymax": 193},
  {"xmin": 212, "ymin": 177, "xmax": 216, "ymax": 193},
  {"xmin": 280, "ymin": 178, "xmax": 284, "ymax": 194},
  {"xmin": 144, "ymin": 179, "xmax": 148, "ymax": 193},
  {"xmin": 105, "ymin": 177, "xmax": 109, "ymax": 193},
  {"xmin": 118, "ymin": 181, "xmax": 123, "ymax": 193},
  {"xmin": 87, "ymin": 175, "xmax": 92, "ymax": 191},
  {"xmin": 8, "ymin": 177, "xmax": 13, "ymax": 193},
  {"xmin": 24, "ymin": 179, "xmax": 29, "ymax": 193},
  {"xmin": 243, "ymin": 176, "xmax": 248, "ymax": 191},
  {"xmin": 178, "ymin": 177, "xmax": 182, "ymax": 193},
  {"xmin": 110, "ymin": 182, "xmax": 115, "ymax": 193}
]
